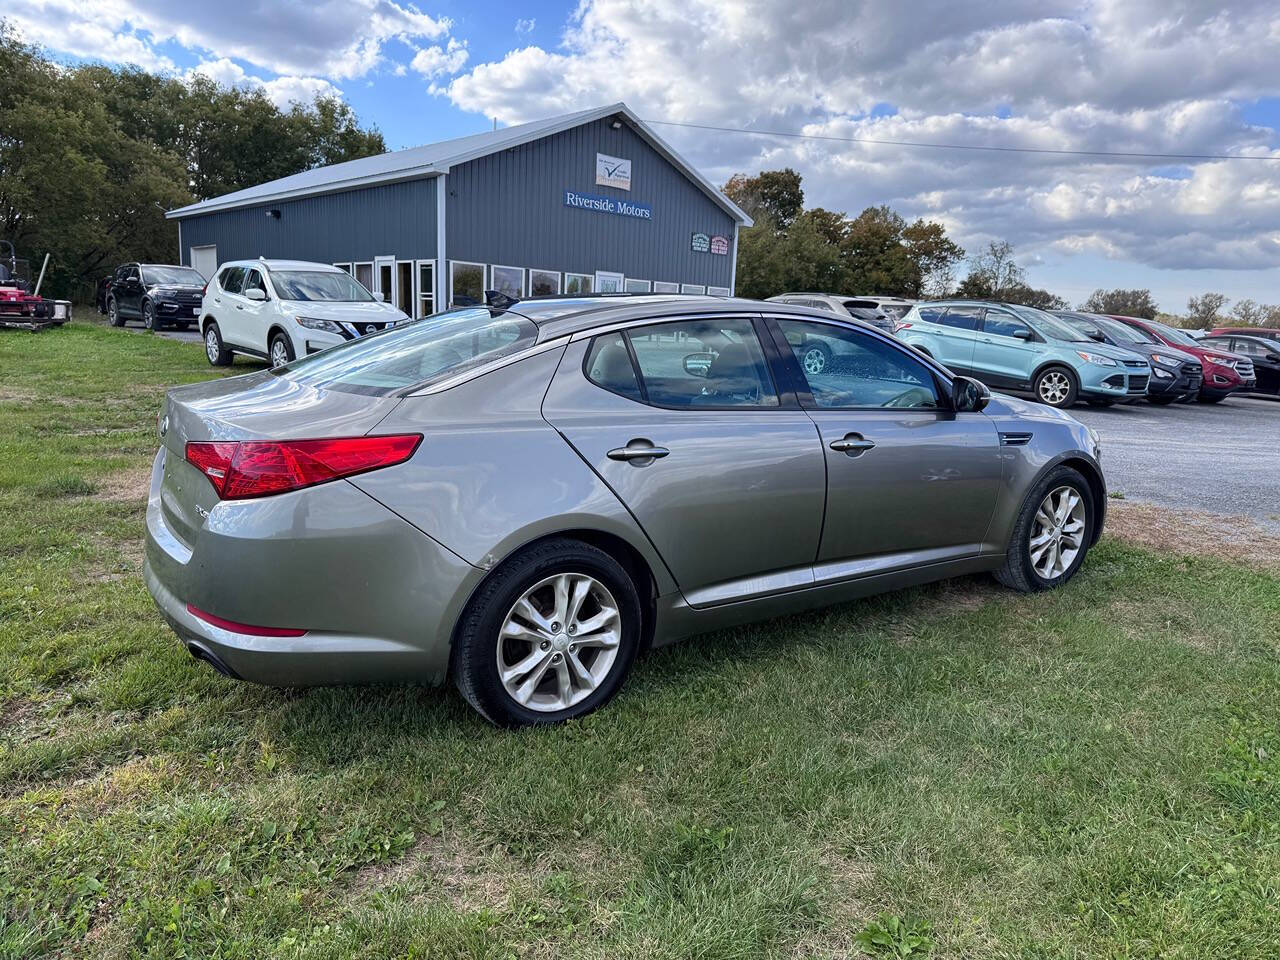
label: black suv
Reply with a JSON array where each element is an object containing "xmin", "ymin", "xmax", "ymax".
[
  {"xmin": 1200, "ymin": 334, "xmax": 1280, "ymax": 396},
  {"xmin": 104, "ymin": 263, "xmax": 207, "ymax": 331},
  {"xmin": 1053, "ymin": 311, "xmax": 1203, "ymax": 404}
]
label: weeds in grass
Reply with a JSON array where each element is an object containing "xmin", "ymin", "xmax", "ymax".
[{"xmin": 32, "ymin": 473, "xmax": 97, "ymax": 498}]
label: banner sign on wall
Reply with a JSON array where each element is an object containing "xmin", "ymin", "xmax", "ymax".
[
  {"xmin": 709, "ymin": 235, "xmax": 730, "ymax": 255},
  {"xmin": 564, "ymin": 190, "xmax": 652, "ymax": 220},
  {"xmin": 595, "ymin": 153, "xmax": 632, "ymax": 190},
  {"xmin": 690, "ymin": 232, "xmax": 710, "ymax": 253}
]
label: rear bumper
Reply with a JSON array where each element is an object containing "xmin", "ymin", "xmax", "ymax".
[{"xmin": 143, "ymin": 448, "xmax": 482, "ymax": 686}]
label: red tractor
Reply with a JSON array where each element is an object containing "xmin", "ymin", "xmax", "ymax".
[{"xmin": 0, "ymin": 240, "xmax": 71, "ymax": 330}]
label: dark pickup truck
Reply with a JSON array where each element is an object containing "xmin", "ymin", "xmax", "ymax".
[{"xmin": 102, "ymin": 263, "xmax": 207, "ymax": 331}]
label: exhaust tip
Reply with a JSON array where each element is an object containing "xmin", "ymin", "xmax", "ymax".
[{"xmin": 186, "ymin": 641, "xmax": 240, "ymax": 679}]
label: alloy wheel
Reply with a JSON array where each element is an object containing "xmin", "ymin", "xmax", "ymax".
[
  {"xmin": 1038, "ymin": 371, "xmax": 1071, "ymax": 405},
  {"xmin": 802, "ymin": 347, "xmax": 827, "ymax": 375},
  {"xmin": 496, "ymin": 573, "xmax": 621, "ymax": 712},
  {"xmin": 143, "ymin": 303, "xmax": 155, "ymax": 330},
  {"xmin": 1029, "ymin": 485, "xmax": 1085, "ymax": 579},
  {"xmin": 205, "ymin": 329, "xmax": 220, "ymax": 364},
  {"xmin": 270, "ymin": 339, "xmax": 290, "ymax": 368},
  {"xmin": 108, "ymin": 301, "xmax": 118, "ymax": 326}
]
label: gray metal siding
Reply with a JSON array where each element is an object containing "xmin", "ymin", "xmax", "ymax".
[
  {"xmin": 177, "ymin": 179, "xmax": 437, "ymax": 267},
  {"xmin": 446, "ymin": 118, "xmax": 735, "ymax": 289}
]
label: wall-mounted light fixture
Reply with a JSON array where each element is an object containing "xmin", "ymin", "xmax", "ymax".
[
  {"xmin": 266, "ymin": 208, "xmax": 281, "ymax": 219},
  {"xmin": 609, "ymin": 119, "xmax": 623, "ymax": 130}
]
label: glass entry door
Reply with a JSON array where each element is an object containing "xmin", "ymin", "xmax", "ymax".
[
  {"xmin": 595, "ymin": 270, "xmax": 624, "ymax": 293},
  {"xmin": 374, "ymin": 255, "xmax": 395, "ymax": 303}
]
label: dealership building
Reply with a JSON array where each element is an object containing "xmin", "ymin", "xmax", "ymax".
[{"xmin": 166, "ymin": 103, "xmax": 751, "ymax": 316}]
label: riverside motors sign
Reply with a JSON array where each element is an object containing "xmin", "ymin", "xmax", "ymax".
[{"xmin": 564, "ymin": 190, "xmax": 653, "ymax": 221}]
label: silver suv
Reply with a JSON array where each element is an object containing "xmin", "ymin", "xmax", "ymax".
[{"xmin": 766, "ymin": 293, "xmax": 899, "ymax": 336}]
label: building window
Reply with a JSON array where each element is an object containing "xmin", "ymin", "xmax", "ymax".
[
  {"xmin": 707, "ymin": 286, "xmax": 731, "ymax": 297},
  {"xmin": 652, "ymin": 281, "xmax": 679, "ymax": 294},
  {"xmin": 354, "ymin": 262, "xmax": 373, "ymax": 292},
  {"xmin": 490, "ymin": 264, "xmax": 524, "ymax": 298},
  {"xmin": 334, "ymin": 262, "xmax": 352, "ymax": 275},
  {"xmin": 681, "ymin": 283, "xmax": 707, "ymax": 295},
  {"xmin": 416, "ymin": 261, "xmax": 435, "ymax": 317},
  {"xmin": 449, "ymin": 261, "xmax": 485, "ymax": 306},
  {"xmin": 565, "ymin": 273, "xmax": 593, "ymax": 294},
  {"xmin": 624, "ymin": 278, "xmax": 651, "ymax": 293},
  {"xmin": 528, "ymin": 269, "xmax": 560, "ymax": 297}
]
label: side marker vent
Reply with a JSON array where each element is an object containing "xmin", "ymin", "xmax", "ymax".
[{"xmin": 999, "ymin": 432, "xmax": 1033, "ymax": 446}]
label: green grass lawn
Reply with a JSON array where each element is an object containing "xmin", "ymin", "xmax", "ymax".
[{"xmin": 3, "ymin": 322, "xmax": 1280, "ymax": 959}]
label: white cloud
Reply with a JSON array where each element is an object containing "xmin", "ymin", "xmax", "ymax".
[
  {"xmin": 188, "ymin": 59, "xmax": 342, "ymax": 108},
  {"xmin": 6, "ymin": 0, "xmax": 451, "ymax": 79},
  {"xmin": 410, "ymin": 38, "xmax": 469, "ymax": 79},
  {"xmin": 445, "ymin": 0, "xmax": 1280, "ymax": 276},
  {"xmin": 515, "ymin": 18, "xmax": 536, "ymax": 34}
]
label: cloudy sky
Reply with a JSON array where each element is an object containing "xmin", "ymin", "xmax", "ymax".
[{"xmin": 8, "ymin": 0, "xmax": 1280, "ymax": 310}]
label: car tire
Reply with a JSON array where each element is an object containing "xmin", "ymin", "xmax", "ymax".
[
  {"xmin": 269, "ymin": 332, "xmax": 295, "ymax": 368},
  {"xmin": 1146, "ymin": 394, "xmax": 1177, "ymax": 405},
  {"xmin": 452, "ymin": 538, "xmax": 642, "ymax": 727},
  {"xmin": 995, "ymin": 465, "xmax": 1095, "ymax": 594},
  {"xmin": 799, "ymin": 341, "xmax": 832, "ymax": 377},
  {"xmin": 142, "ymin": 300, "xmax": 158, "ymax": 331},
  {"xmin": 107, "ymin": 298, "xmax": 123, "ymax": 327},
  {"xmin": 203, "ymin": 322, "xmax": 233, "ymax": 367},
  {"xmin": 1033, "ymin": 366, "xmax": 1079, "ymax": 408}
]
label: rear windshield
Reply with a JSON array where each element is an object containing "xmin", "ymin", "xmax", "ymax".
[
  {"xmin": 277, "ymin": 307, "xmax": 538, "ymax": 395},
  {"xmin": 143, "ymin": 266, "xmax": 205, "ymax": 285},
  {"xmin": 272, "ymin": 270, "xmax": 373, "ymax": 302}
]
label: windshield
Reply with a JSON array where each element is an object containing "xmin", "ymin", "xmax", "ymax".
[
  {"xmin": 1012, "ymin": 305, "xmax": 1088, "ymax": 342},
  {"xmin": 271, "ymin": 270, "xmax": 373, "ymax": 302},
  {"xmin": 1094, "ymin": 316, "xmax": 1153, "ymax": 344},
  {"xmin": 278, "ymin": 307, "xmax": 539, "ymax": 395},
  {"xmin": 1147, "ymin": 320, "xmax": 1200, "ymax": 347},
  {"xmin": 143, "ymin": 266, "xmax": 205, "ymax": 285}
]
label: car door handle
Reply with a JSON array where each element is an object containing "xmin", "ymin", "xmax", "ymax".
[
  {"xmin": 830, "ymin": 434, "xmax": 876, "ymax": 455},
  {"xmin": 607, "ymin": 440, "xmax": 670, "ymax": 462},
  {"xmin": 235, "ymin": 304, "xmax": 244, "ymax": 310}
]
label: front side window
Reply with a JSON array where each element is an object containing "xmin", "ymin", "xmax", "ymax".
[
  {"xmin": 982, "ymin": 309, "xmax": 1032, "ymax": 339},
  {"xmin": 1231, "ymin": 338, "xmax": 1265, "ymax": 357},
  {"xmin": 279, "ymin": 307, "xmax": 537, "ymax": 395},
  {"xmin": 776, "ymin": 318, "xmax": 939, "ymax": 409},
  {"xmin": 625, "ymin": 317, "xmax": 777, "ymax": 407},
  {"xmin": 243, "ymin": 269, "xmax": 267, "ymax": 297},
  {"xmin": 219, "ymin": 266, "xmax": 245, "ymax": 294},
  {"xmin": 939, "ymin": 306, "xmax": 982, "ymax": 330},
  {"xmin": 450, "ymin": 261, "xmax": 485, "ymax": 305},
  {"xmin": 270, "ymin": 270, "xmax": 371, "ymax": 302}
]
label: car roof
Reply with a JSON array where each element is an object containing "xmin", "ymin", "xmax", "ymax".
[
  {"xmin": 222, "ymin": 259, "xmax": 343, "ymax": 272},
  {"xmin": 486, "ymin": 294, "xmax": 884, "ymax": 340}
]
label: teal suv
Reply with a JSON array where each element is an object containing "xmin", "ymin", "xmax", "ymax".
[{"xmin": 896, "ymin": 300, "xmax": 1152, "ymax": 408}]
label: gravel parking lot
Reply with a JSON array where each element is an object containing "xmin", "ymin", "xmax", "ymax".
[{"xmin": 1072, "ymin": 396, "xmax": 1280, "ymax": 531}]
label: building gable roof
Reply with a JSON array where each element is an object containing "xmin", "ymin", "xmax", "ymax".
[{"xmin": 167, "ymin": 103, "xmax": 752, "ymax": 226}]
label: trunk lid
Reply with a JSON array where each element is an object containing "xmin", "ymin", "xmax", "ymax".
[{"xmin": 157, "ymin": 370, "xmax": 401, "ymax": 546}]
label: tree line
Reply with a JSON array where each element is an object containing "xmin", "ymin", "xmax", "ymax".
[
  {"xmin": 725, "ymin": 168, "xmax": 1280, "ymax": 328},
  {"xmin": 0, "ymin": 20, "xmax": 385, "ymax": 299}
]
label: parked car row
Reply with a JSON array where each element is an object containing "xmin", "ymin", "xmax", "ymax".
[{"xmin": 892, "ymin": 299, "xmax": 1267, "ymax": 407}]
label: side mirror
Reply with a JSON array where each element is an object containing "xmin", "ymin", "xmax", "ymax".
[
  {"xmin": 244, "ymin": 287, "xmax": 267, "ymax": 301},
  {"xmin": 952, "ymin": 375, "xmax": 991, "ymax": 413},
  {"xmin": 1013, "ymin": 328, "xmax": 1034, "ymax": 341},
  {"xmin": 683, "ymin": 352, "xmax": 715, "ymax": 377},
  {"xmin": 374, "ymin": 291, "xmax": 386, "ymax": 302},
  {"xmin": 1088, "ymin": 330, "xmax": 1105, "ymax": 342}
]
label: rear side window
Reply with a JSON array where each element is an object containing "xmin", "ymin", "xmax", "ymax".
[
  {"xmin": 938, "ymin": 307, "xmax": 981, "ymax": 330},
  {"xmin": 915, "ymin": 304, "xmax": 945, "ymax": 323},
  {"xmin": 219, "ymin": 267, "xmax": 245, "ymax": 294},
  {"xmin": 278, "ymin": 307, "xmax": 538, "ymax": 396},
  {"xmin": 585, "ymin": 333, "xmax": 643, "ymax": 402},
  {"xmin": 592, "ymin": 317, "xmax": 778, "ymax": 408}
]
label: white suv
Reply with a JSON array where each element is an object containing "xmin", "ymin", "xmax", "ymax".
[{"xmin": 200, "ymin": 259, "xmax": 410, "ymax": 368}]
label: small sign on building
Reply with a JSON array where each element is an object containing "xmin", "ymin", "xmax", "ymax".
[
  {"xmin": 690, "ymin": 232, "xmax": 710, "ymax": 253},
  {"xmin": 709, "ymin": 235, "xmax": 729, "ymax": 255},
  {"xmin": 595, "ymin": 153, "xmax": 632, "ymax": 190}
]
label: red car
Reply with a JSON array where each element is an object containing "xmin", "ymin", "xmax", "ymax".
[
  {"xmin": 1109, "ymin": 315, "xmax": 1255, "ymax": 403},
  {"xmin": 1209, "ymin": 326, "xmax": 1280, "ymax": 345}
]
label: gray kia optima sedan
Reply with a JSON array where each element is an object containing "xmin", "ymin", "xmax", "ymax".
[{"xmin": 145, "ymin": 295, "xmax": 1105, "ymax": 726}]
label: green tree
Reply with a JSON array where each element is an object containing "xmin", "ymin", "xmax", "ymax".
[
  {"xmin": 1079, "ymin": 288, "xmax": 1158, "ymax": 319},
  {"xmin": 1186, "ymin": 292, "xmax": 1229, "ymax": 326},
  {"xmin": 723, "ymin": 169, "xmax": 805, "ymax": 229},
  {"xmin": 957, "ymin": 240, "xmax": 1024, "ymax": 299},
  {"xmin": 903, "ymin": 218, "xmax": 964, "ymax": 298}
]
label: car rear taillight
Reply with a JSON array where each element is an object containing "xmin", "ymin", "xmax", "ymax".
[
  {"xmin": 185, "ymin": 435, "xmax": 422, "ymax": 500},
  {"xmin": 894, "ymin": 321, "xmax": 912, "ymax": 332}
]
